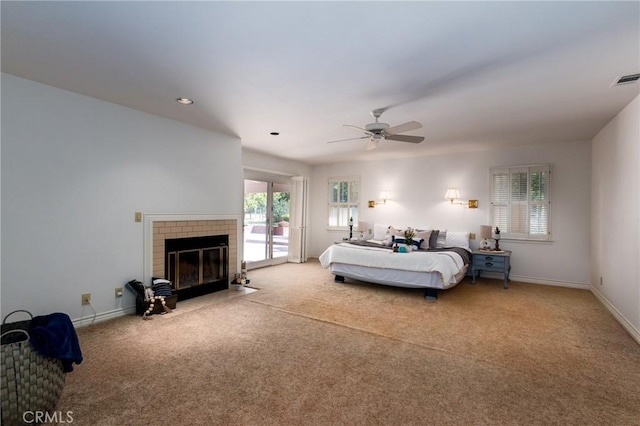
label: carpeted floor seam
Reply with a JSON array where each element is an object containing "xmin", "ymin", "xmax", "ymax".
[{"xmin": 244, "ymin": 297, "xmax": 536, "ymax": 378}]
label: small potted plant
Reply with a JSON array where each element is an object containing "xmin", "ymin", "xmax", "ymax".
[{"xmin": 404, "ymin": 227, "xmax": 415, "ymax": 252}]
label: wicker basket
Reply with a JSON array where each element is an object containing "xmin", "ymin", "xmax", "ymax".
[{"xmin": 1, "ymin": 311, "xmax": 66, "ymax": 425}]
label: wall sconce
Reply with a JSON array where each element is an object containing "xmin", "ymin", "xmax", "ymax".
[
  {"xmin": 444, "ymin": 188, "xmax": 478, "ymax": 208},
  {"xmin": 368, "ymin": 191, "xmax": 390, "ymax": 208}
]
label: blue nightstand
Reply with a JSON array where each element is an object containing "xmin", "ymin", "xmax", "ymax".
[{"xmin": 471, "ymin": 250, "xmax": 512, "ymax": 289}]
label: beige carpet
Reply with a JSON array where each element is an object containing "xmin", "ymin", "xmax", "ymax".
[{"xmin": 56, "ymin": 260, "xmax": 640, "ymax": 425}]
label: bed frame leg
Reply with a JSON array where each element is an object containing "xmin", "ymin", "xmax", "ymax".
[
  {"xmin": 334, "ymin": 275, "xmax": 345, "ymax": 283},
  {"xmin": 424, "ymin": 288, "xmax": 438, "ymax": 300}
]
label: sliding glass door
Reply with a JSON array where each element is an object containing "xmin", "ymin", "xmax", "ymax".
[{"xmin": 243, "ymin": 179, "xmax": 290, "ymax": 269}]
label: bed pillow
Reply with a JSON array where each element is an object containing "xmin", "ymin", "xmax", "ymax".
[
  {"xmin": 415, "ymin": 230, "xmax": 432, "ymax": 249},
  {"xmin": 445, "ymin": 231, "xmax": 471, "ymax": 251},
  {"xmin": 372, "ymin": 223, "xmax": 388, "ymax": 241},
  {"xmin": 436, "ymin": 230, "xmax": 447, "ymax": 248},
  {"xmin": 382, "ymin": 226, "xmax": 394, "ymax": 245},
  {"xmin": 383, "ymin": 226, "xmax": 401, "ymax": 246},
  {"xmin": 389, "ymin": 226, "xmax": 405, "ymax": 238},
  {"xmin": 429, "ymin": 230, "xmax": 439, "ymax": 249}
]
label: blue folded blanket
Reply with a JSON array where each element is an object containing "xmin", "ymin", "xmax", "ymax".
[{"xmin": 29, "ymin": 313, "xmax": 83, "ymax": 372}]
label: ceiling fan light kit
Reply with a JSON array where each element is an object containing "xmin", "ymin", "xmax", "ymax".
[
  {"xmin": 327, "ymin": 109, "xmax": 425, "ymax": 151},
  {"xmin": 366, "ymin": 139, "xmax": 379, "ymax": 151}
]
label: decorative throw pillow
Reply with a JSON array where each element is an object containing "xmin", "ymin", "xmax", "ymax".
[
  {"xmin": 437, "ymin": 230, "xmax": 447, "ymax": 248},
  {"xmin": 429, "ymin": 230, "xmax": 439, "ymax": 249},
  {"xmin": 385, "ymin": 226, "xmax": 401, "ymax": 246},
  {"xmin": 416, "ymin": 230, "xmax": 432, "ymax": 249},
  {"xmin": 388, "ymin": 226, "xmax": 403, "ymax": 237},
  {"xmin": 392, "ymin": 236, "xmax": 423, "ymax": 251}
]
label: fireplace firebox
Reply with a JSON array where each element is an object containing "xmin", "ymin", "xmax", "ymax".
[{"xmin": 164, "ymin": 235, "xmax": 228, "ymax": 301}]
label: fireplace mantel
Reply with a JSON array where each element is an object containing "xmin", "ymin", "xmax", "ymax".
[{"xmin": 143, "ymin": 214, "xmax": 242, "ymax": 290}]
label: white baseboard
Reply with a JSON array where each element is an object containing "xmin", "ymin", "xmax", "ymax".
[
  {"xmin": 73, "ymin": 305, "xmax": 136, "ymax": 328},
  {"xmin": 481, "ymin": 272, "xmax": 590, "ymax": 290},
  {"xmin": 590, "ymin": 286, "xmax": 640, "ymax": 346}
]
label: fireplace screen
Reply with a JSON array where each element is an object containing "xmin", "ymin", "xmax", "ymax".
[{"xmin": 167, "ymin": 245, "xmax": 228, "ymax": 290}]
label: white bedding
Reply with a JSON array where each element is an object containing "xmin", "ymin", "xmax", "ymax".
[{"xmin": 319, "ymin": 243, "xmax": 466, "ymax": 286}]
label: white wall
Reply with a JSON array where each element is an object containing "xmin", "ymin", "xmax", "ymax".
[
  {"xmin": 591, "ymin": 94, "xmax": 640, "ymax": 340},
  {"xmin": 310, "ymin": 140, "xmax": 591, "ymax": 287},
  {"xmin": 242, "ymin": 148, "xmax": 312, "ymax": 179},
  {"xmin": 1, "ymin": 74, "xmax": 243, "ymax": 321}
]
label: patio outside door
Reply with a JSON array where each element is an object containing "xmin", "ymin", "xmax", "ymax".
[{"xmin": 243, "ymin": 179, "xmax": 290, "ymax": 269}]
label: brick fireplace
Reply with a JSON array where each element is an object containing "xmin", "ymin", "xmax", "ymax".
[{"xmin": 145, "ymin": 216, "xmax": 239, "ymax": 299}]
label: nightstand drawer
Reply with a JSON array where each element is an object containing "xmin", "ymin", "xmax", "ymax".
[{"xmin": 474, "ymin": 255, "xmax": 505, "ymax": 267}]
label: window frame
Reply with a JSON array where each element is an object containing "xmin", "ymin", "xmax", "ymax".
[
  {"xmin": 326, "ymin": 176, "xmax": 360, "ymax": 230},
  {"xmin": 490, "ymin": 164, "xmax": 552, "ymax": 241}
]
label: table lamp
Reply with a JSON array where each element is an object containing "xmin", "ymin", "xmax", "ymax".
[{"xmin": 479, "ymin": 225, "xmax": 492, "ymax": 250}]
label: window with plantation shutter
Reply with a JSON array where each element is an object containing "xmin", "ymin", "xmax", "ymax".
[
  {"xmin": 490, "ymin": 164, "xmax": 551, "ymax": 241},
  {"xmin": 327, "ymin": 176, "xmax": 359, "ymax": 229}
]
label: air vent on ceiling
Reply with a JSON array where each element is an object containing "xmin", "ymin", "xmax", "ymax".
[{"xmin": 612, "ymin": 73, "xmax": 640, "ymax": 86}]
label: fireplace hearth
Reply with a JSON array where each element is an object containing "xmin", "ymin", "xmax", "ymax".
[{"xmin": 164, "ymin": 235, "xmax": 229, "ymax": 301}]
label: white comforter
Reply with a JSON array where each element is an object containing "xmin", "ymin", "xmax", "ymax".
[{"xmin": 319, "ymin": 243, "xmax": 465, "ymax": 285}]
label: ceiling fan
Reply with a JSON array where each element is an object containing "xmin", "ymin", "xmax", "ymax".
[{"xmin": 327, "ymin": 109, "xmax": 425, "ymax": 151}]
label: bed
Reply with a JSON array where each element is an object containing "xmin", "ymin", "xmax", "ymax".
[{"xmin": 318, "ymin": 229, "xmax": 471, "ymax": 300}]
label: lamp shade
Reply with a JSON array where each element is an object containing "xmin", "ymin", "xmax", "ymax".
[
  {"xmin": 379, "ymin": 191, "xmax": 390, "ymax": 201},
  {"xmin": 444, "ymin": 188, "xmax": 460, "ymax": 200},
  {"xmin": 480, "ymin": 225, "xmax": 493, "ymax": 240}
]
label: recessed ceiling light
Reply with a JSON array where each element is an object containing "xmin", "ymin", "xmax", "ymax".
[
  {"xmin": 176, "ymin": 98, "xmax": 194, "ymax": 105},
  {"xmin": 270, "ymin": 132, "xmax": 280, "ymax": 136}
]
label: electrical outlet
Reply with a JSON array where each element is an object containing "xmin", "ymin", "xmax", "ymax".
[
  {"xmin": 115, "ymin": 287, "xmax": 123, "ymax": 298},
  {"xmin": 134, "ymin": 212, "xmax": 142, "ymax": 222},
  {"xmin": 82, "ymin": 293, "xmax": 91, "ymax": 305},
  {"xmin": 469, "ymin": 233, "xmax": 476, "ymax": 240}
]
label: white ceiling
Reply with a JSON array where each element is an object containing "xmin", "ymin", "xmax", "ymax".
[{"xmin": 2, "ymin": 2, "xmax": 639, "ymax": 165}]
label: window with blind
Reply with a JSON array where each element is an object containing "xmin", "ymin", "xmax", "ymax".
[
  {"xmin": 327, "ymin": 176, "xmax": 359, "ymax": 228},
  {"xmin": 490, "ymin": 164, "xmax": 551, "ymax": 241}
]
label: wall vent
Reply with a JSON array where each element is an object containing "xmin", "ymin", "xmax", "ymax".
[{"xmin": 612, "ymin": 73, "xmax": 640, "ymax": 86}]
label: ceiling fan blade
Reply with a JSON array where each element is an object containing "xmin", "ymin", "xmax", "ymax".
[
  {"xmin": 326, "ymin": 136, "xmax": 368, "ymax": 144},
  {"xmin": 385, "ymin": 121, "xmax": 422, "ymax": 135},
  {"xmin": 385, "ymin": 134, "xmax": 425, "ymax": 144},
  {"xmin": 366, "ymin": 139, "xmax": 379, "ymax": 151},
  {"xmin": 343, "ymin": 124, "xmax": 369, "ymax": 133}
]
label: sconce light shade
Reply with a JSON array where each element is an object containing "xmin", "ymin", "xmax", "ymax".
[
  {"xmin": 444, "ymin": 188, "xmax": 478, "ymax": 208},
  {"xmin": 369, "ymin": 191, "xmax": 391, "ymax": 208},
  {"xmin": 444, "ymin": 188, "xmax": 460, "ymax": 202}
]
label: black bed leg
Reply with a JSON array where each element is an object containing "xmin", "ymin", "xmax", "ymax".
[
  {"xmin": 334, "ymin": 275, "xmax": 345, "ymax": 283},
  {"xmin": 424, "ymin": 288, "xmax": 438, "ymax": 300}
]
